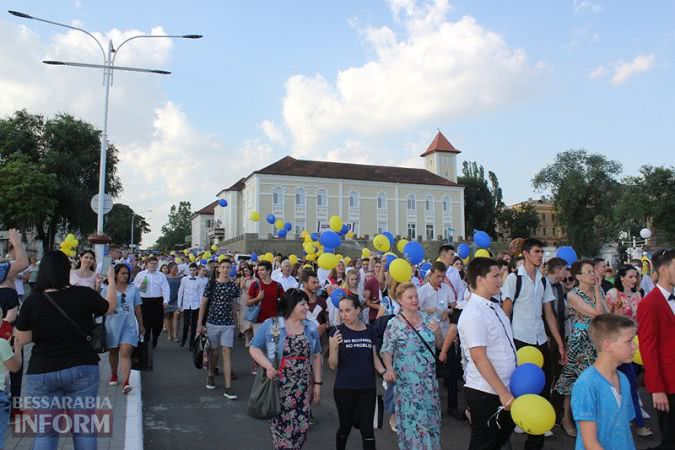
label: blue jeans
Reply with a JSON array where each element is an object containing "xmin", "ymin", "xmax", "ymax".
[
  {"xmin": 0, "ymin": 391, "xmax": 10, "ymax": 449},
  {"xmin": 26, "ymin": 365, "xmax": 100, "ymax": 450}
]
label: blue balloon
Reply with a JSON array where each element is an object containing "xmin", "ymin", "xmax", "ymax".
[
  {"xmin": 339, "ymin": 224, "xmax": 349, "ymax": 235},
  {"xmin": 556, "ymin": 246, "xmax": 577, "ymax": 266},
  {"xmin": 403, "ymin": 241, "xmax": 425, "ymax": 265},
  {"xmin": 384, "ymin": 253, "xmax": 397, "ymax": 270},
  {"xmin": 419, "ymin": 262, "xmax": 433, "ymax": 278},
  {"xmin": 266, "ymin": 214, "xmax": 276, "ymax": 224},
  {"xmin": 324, "ymin": 248, "xmax": 335, "ymax": 254},
  {"xmin": 510, "ymin": 363, "xmax": 546, "ymax": 398},
  {"xmin": 229, "ymin": 265, "xmax": 237, "ymax": 278},
  {"xmin": 330, "ymin": 288, "xmax": 347, "ymax": 308},
  {"xmin": 320, "ymin": 230, "xmax": 341, "ymax": 249},
  {"xmin": 284, "ymin": 222, "xmax": 293, "ymax": 231},
  {"xmin": 200, "ymin": 259, "xmax": 207, "ymax": 266},
  {"xmin": 310, "ymin": 232, "xmax": 320, "ymax": 242},
  {"xmin": 382, "ymin": 231, "xmax": 395, "ymax": 247},
  {"xmin": 278, "ymin": 229, "xmax": 287, "ymax": 238},
  {"xmin": 218, "ymin": 199, "xmax": 228, "ymax": 207},
  {"xmin": 457, "ymin": 243, "xmax": 470, "ymax": 259},
  {"xmin": 474, "ymin": 230, "xmax": 492, "ymax": 249},
  {"xmin": 250, "ymin": 252, "xmax": 258, "ymax": 262}
]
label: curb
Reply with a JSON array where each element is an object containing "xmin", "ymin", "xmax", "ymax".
[{"xmin": 124, "ymin": 370, "xmax": 143, "ymax": 449}]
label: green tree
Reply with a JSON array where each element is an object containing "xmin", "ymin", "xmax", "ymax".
[
  {"xmin": 615, "ymin": 165, "xmax": 675, "ymax": 246},
  {"xmin": 155, "ymin": 201, "xmax": 192, "ymax": 251},
  {"xmin": 497, "ymin": 203, "xmax": 541, "ymax": 240},
  {"xmin": 458, "ymin": 161, "xmax": 504, "ymax": 236},
  {"xmin": 0, "ymin": 154, "xmax": 57, "ymax": 230},
  {"xmin": 532, "ymin": 150, "xmax": 622, "ymax": 256},
  {"xmin": 104, "ymin": 204, "xmax": 150, "ymax": 246},
  {"xmin": 0, "ymin": 110, "xmax": 122, "ymax": 250}
]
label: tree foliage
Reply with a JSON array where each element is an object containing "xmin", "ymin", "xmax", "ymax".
[
  {"xmin": 458, "ymin": 161, "xmax": 504, "ymax": 236},
  {"xmin": 497, "ymin": 203, "xmax": 541, "ymax": 240},
  {"xmin": 532, "ymin": 150, "xmax": 622, "ymax": 256},
  {"xmin": 155, "ymin": 201, "xmax": 192, "ymax": 251},
  {"xmin": 104, "ymin": 204, "xmax": 150, "ymax": 247},
  {"xmin": 0, "ymin": 110, "xmax": 122, "ymax": 250}
]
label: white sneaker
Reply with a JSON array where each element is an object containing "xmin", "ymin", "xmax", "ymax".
[
  {"xmin": 514, "ymin": 426, "xmax": 524, "ymax": 434},
  {"xmin": 544, "ymin": 430, "xmax": 554, "ymax": 437}
]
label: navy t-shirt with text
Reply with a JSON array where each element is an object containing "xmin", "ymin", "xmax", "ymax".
[{"xmin": 330, "ymin": 324, "xmax": 377, "ymax": 389}]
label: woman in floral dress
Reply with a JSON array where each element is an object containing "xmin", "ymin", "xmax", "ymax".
[
  {"xmin": 249, "ymin": 288, "xmax": 322, "ymax": 449},
  {"xmin": 605, "ymin": 264, "xmax": 653, "ymax": 437},
  {"xmin": 381, "ymin": 282, "xmax": 443, "ymax": 450},
  {"xmin": 554, "ymin": 259, "xmax": 605, "ymax": 437}
]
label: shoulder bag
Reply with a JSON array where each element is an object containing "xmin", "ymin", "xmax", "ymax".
[
  {"xmin": 247, "ymin": 317, "xmax": 281, "ymax": 419},
  {"xmin": 245, "ymin": 281, "xmax": 262, "ymax": 322},
  {"xmin": 44, "ymin": 292, "xmax": 107, "ymax": 353}
]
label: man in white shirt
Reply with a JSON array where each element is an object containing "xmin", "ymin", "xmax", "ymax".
[
  {"xmin": 438, "ymin": 245, "xmax": 466, "ymax": 303},
  {"xmin": 417, "ymin": 260, "xmax": 459, "ymax": 415},
  {"xmin": 501, "ymin": 238, "xmax": 566, "ymax": 448},
  {"xmin": 458, "ymin": 257, "xmax": 517, "ymax": 448},
  {"xmin": 178, "ymin": 263, "xmax": 202, "ymax": 350},
  {"xmin": 272, "ymin": 259, "xmax": 299, "ymax": 291},
  {"xmin": 133, "ymin": 256, "xmax": 170, "ymax": 348}
]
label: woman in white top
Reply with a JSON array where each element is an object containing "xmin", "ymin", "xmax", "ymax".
[{"xmin": 69, "ymin": 250, "xmax": 99, "ymax": 290}]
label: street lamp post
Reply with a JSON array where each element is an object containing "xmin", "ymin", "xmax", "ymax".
[
  {"xmin": 8, "ymin": 10, "xmax": 201, "ymax": 261},
  {"xmin": 130, "ymin": 210, "xmax": 151, "ymax": 250}
]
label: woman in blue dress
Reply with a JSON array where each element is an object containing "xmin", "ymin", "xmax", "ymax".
[
  {"xmin": 103, "ymin": 263, "xmax": 144, "ymax": 394},
  {"xmin": 381, "ymin": 282, "xmax": 443, "ymax": 450},
  {"xmin": 164, "ymin": 262, "xmax": 181, "ymax": 342}
]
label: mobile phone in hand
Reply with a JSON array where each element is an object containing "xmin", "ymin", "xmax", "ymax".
[{"xmin": 100, "ymin": 255, "xmax": 112, "ymax": 275}]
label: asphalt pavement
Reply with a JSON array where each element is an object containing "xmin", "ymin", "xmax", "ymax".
[{"xmin": 142, "ymin": 332, "xmax": 658, "ymax": 450}]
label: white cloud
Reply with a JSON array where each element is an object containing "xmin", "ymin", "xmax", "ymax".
[
  {"xmin": 259, "ymin": 120, "xmax": 286, "ymax": 145},
  {"xmin": 281, "ymin": 0, "xmax": 544, "ymax": 154},
  {"xmin": 589, "ymin": 54, "xmax": 655, "ymax": 86},
  {"xmin": 574, "ymin": 0, "xmax": 603, "ymax": 14}
]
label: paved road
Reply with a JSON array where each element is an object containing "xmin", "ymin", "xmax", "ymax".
[{"xmin": 142, "ymin": 333, "xmax": 659, "ymax": 449}]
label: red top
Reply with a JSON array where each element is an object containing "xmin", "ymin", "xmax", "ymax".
[
  {"xmin": 364, "ymin": 277, "xmax": 381, "ymax": 322},
  {"xmin": 637, "ymin": 287, "xmax": 675, "ymax": 394},
  {"xmin": 248, "ymin": 279, "xmax": 284, "ymax": 323}
]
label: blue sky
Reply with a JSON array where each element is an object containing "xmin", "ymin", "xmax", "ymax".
[{"xmin": 3, "ymin": 0, "xmax": 674, "ymax": 245}]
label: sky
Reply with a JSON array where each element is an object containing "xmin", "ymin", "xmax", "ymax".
[{"xmin": 2, "ymin": 0, "xmax": 674, "ymax": 246}]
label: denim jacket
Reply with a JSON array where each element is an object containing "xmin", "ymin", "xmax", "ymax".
[{"xmin": 251, "ymin": 317, "xmax": 322, "ymax": 362}]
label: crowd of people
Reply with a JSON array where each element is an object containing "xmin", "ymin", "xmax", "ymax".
[{"xmin": 0, "ymin": 228, "xmax": 673, "ymax": 450}]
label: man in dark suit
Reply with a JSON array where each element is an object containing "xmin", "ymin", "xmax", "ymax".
[{"xmin": 637, "ymin": 248, "xmax": 675, "ymax": 449}]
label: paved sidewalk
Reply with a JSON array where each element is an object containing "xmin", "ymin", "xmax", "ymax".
[{"xmin": 5, "ymin": 345, "xmax": 143, "ymax": 450}]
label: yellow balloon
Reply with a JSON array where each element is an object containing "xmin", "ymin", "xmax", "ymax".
[
  {"xmin": 289, "ymin": 254, "xmax": 299, "ymax": 266},
  {"xmin": 373, "ymin": 234, "xmax": 391, "ymax": 252},
  {"xmin": 211, "ymin": 245, "xmax": 218, "ymax": 252},
  {"xmin": 275, "ymin": 219, "xmax": 284, "ymax": 230},
  {"xmin": 175, "ymin": 258, "xmax": 182, "ymax": 264},
  {"xmin": 217, "ymin": 255, "xmax": 226, "ymax": 262},
  {"xmin": 306, "ymin": 254, "xmax": 316, "ymax": 262},
  {"xmin": 517, "ymin": 346, "xmax": 544, "ymax": 368},
  {"xmin": 475, "ymin": 249, "xmax": 491, "ymax": 258},
  {"xmin": 203, "ymin": 251, "xmax": 212, "ymax": 259},
  {"xmin": 396, "ymin": 239, "xmax": 409, "ymax": 253},
  {"xmin": 346, "ymin": 231, "xmax": 355, "ymax": 239},
  {"xmin": 633, "ymin": 336, "xmax": 642, "ymax": 365},
  {"xmin": 183, "ymin": 249, "xmax": 189, "ymax": 255},
  {"xmin": 188, "ymin": 254, "xmax": 196, "ymax": 262},
  {"xmin": 264, "ymin": 252, "xmax": 274, "ymax": 262},
  {"xmin": 66, "ymin": 233, "xmax": 77, "ymax": 242},
  {"xmin": 362, "ymin": 248, "xmax": 372, "ymax": 258},
  {"xmin": 67, "ymin": 249, "xmax": 76, "ymax": 258},
  {"xmin": 511, "ymin": 395, "xmax": 556, "ymax": 435},
  {"xmin": 389, "ymin": 258, "xmax": 413, "ymax": 282},
  {"xmin": 344, "ymin": 257, "xmax": 352, "ymax": 266},
  {"xmin": 462, "ymin": 257, "xmax": 470, "ymax": 265},
  {"xmin": 250, "ymin": 211, "xmax": 260, "ymax": 222},
  {"xmin": 329, "ymin": 216, "xmax": 343, "ymax": 232},
  {"xmin": 170, "ymin": 251, "xmax": 176, "ymax": 256},
  {"xmin": 303, "ymin": 242, "xmax": 316, "ymax": 254},
  {"xmin": 318, "ymin": 253, "xmax": 339, "ymax": 270},
  {"xmin": 336, "ymin": 254, "xmax": 344, "ymax": 262}
]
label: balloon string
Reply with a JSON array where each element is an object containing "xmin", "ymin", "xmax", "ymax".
[{"xmin": 487, "ymin": 406, "xmax": 506, "ymax": 430}]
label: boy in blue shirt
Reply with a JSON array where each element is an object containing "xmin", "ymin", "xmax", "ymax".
[{"xmin": 571, "ymin": 313, "xmax": 638, "ymax": 450}]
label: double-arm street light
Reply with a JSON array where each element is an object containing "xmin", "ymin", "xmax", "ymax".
[{"xmin": 8, "ymin": 10, "xmax": 201, "ymax": 260}]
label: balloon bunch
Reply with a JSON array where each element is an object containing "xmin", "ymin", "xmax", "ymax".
[
  {"xmin": 509, "ymin": 346, "xmax": 556, "ymax": 435},
  {"xmin": 59, "ymin": 233, "xmax": 79, "ymax": 258}
]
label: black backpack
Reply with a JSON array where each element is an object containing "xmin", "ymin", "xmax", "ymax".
[{"xmin": 513, "ymin": 274, "xmax": 548, "ymax": 304}]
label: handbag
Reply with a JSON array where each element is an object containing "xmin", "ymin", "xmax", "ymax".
[
  {"xmin": 193, "ymin": 334, "xmax": 210, "ymax": 370},
  {"xmin": 244, "ymin": 281, "xmax": 262, "ymax": 322},
  {"xmin": 44, "ymin": 292, "xmax": 107, "ymax": 353},
  {"xmin": 247, "ymin": 318, "xmax": 281, "ymax": 419},
  {"xmin": 131, "ymin": 337, "xmax": 149, "ymax": 371}
]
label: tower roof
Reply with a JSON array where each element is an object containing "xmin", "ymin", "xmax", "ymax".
[{"xmin": 419, "ymin": 131, "xmax": 460, "ymax": 157}]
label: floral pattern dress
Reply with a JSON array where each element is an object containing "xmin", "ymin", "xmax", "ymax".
[
  {"xmin": 271, "ymin": 333, "xmax": 311, "ymax": 450},
  {"xmin": 605, "ymin": 288, "xmax": 642, "ymax": 320},
  {"xmin": 554, "ymin": 288, "xmax": 598, "ymax": 395},
  {"xmin": 381, "ymin": 312, "xmax": 441, "ymax": 450}
]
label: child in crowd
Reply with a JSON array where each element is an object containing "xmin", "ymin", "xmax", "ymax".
[{"xmin": 571, "ymin": 313, "xmax": 637, "ymax": 450}]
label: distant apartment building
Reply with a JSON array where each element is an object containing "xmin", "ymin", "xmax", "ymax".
[{"xmin": 506, "ymin": 198, "xmax": 566, "ymax": 246}]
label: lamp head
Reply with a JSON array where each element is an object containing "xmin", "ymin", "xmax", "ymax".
[
  {"xmin": 182, "ymin": 34, "xmax": 203, "ymax": 39},
  {"xmin": 8, "ymin": 10, "xmax": 33, "ymax": 19}
]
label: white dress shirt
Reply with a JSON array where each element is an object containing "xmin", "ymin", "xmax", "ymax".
[
  {"xmin": 501, "ymin": 266, "xmax": 555, "ymax": 345},
  {"xmin": 272, "ymin": 272, "xmax": 299, "ymax": 291},
  {"xmin": 458, "ymin": 293, "xmax": 518, "ymax": 395},
  {"xmin": 133, "ymin": 270, "xmax": 170, "ymax": 304},
  {"xmin": 177, "ymin": 276, "xmax": 203, "ymax": 310},
  {"xmin": 417, "ymin": 282, "xmax": 455, "ymax": 336},
  {"xmin": 657, "ymin": 284, "xmax": 675, "ymax": 314},
  {"xmin": 445, "ymin": 265, "xmax": 466, "ymax": 303}
]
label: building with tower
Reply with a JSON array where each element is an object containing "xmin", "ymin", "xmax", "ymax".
[{"xmin": 195, "ymin": 131, "xmax": 465, "ymax": 247}]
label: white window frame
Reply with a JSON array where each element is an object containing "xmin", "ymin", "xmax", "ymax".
[
  {"xmin": 407, "ymin": 194, "xmax": 416, "ymax": 211},
  {"xmin": 407, "ymin": 223, "xmax": 416, "ymax": 240},
  {"xmin": 295, "ymin": 187, "xmax": 306, "ymax": 206},
  {"xmin": 425, "ymin": 224, "xmax": 434, "ymax": 240},
  {"xmin": 349, "ymin": 191, "xmax": 359, "ymax": 209}
]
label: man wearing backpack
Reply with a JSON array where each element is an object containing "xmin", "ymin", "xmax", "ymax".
[{"xmin": 501, "ymin": 238, "xmax": 567, "ymax": 448}]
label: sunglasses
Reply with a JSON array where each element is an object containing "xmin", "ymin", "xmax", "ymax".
[
  {"xmin": 121, "ymin": 293, "xmax": 127, "ymax": 304},
  {"xmin": 562, "ymin": 277, "xmax": 574, "ymax": 283}
]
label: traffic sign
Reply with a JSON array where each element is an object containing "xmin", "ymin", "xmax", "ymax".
[{"xmin": 90, "ymin": 194, "xmax": 114, "ymax": 215}]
